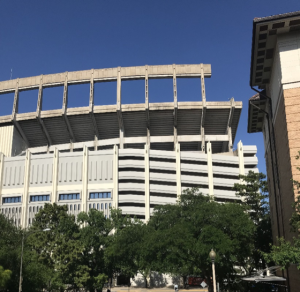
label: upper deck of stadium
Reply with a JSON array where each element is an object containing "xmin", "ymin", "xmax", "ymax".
[{"xmin": 0, "ymin": 64, "xmax": 241, "ymax": 154}]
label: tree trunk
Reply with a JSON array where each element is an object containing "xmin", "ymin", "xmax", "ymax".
[{"xmin": 144, "ymin": 275, "xmax": 148, "ymax": 288}]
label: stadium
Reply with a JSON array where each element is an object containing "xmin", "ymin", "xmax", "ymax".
[{"xmin": 0, "ymin": 64, "xmax": 258, "ymax": 227}]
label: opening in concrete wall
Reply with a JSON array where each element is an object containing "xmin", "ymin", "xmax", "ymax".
[
  {"xmin": 18, "ymin": 89, "xmax": 39, "ymax": 113},
  {"xmin": 67, "ymin": 83, "xmax": 90, "ymax": 108},
  {"xmin": 94, "ymin": 81, "xmax": 117, "ymax": 106},
  {"xmin": 177, "ymin": 78, "xmax": 202, "ymax": 102},
  {"xmin": 0, "ymin": 92, "xmax": 14, "ymax": 116},
  {"xmin": 42, "ymin": 86, "xmax": 64, "ymax": 110},
  {"xmin": 148, "ymin": 78, "xmax": 173, "ymax": 103},
  {"xmin": 121, "ymin": 79, "xmax": 144, "ymax": 104}
]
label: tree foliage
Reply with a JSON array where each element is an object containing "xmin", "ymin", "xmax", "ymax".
[{"xmin": 233, "ymin": 171, "xmax": 272, "ymax": 273}]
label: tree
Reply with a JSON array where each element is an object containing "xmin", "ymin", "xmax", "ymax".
[
  {"xmin": 0, "ymin": 266, "xmax": 12, "ymax": 291},
  {"xmin": 77, "ymin": 209, "xmax": 111, "ymax": 291},
  {"xmin": 29, "ymin": 203, "xmax": 90, "ymax": 291},
  {"xmin": 233, "ymin": 171, "xmax": 272, "ymax": 273},
  {"xmin": 106, "ymin": 210, "xmax": 154, "ymax": 288},
  {"xmin": 147, "ymin": 189, "xmax": 256, "ymax": 292}
]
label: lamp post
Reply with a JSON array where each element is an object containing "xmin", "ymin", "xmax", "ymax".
[
  {"xmin": 19, "ymin": 228, "xmax": 50, "ymax": 292},
  {"xmin": 209, "ymin": 249, "xmax": 217, "ymax": 292}
]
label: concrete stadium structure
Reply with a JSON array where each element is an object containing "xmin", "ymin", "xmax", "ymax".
[{"xmin": 0, "ymin": 64, "xmax": 258, "ymax": 227}]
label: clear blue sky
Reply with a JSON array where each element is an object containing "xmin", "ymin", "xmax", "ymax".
[{"xmin": 1, "ymin": 0, "xmax": 300, "ymax": 173}]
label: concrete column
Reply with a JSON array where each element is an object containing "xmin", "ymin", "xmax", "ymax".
[
  {"xmin": 200, "ymin": 63, "xmax": 206, "ymax": 103},
  {"xmin": 228, "ymin": 127, "xmax": 233, "ymax": 152},
  {"xmin": 82, "ymin": 145, "xmax": 89, "ymax": 212},
  {"xmin": 89, "ymin": 69, "xmax": 94, "ymax": 111},
  {"xmin": 173, "ymin": 65, "xmax": 178, "ymax": 150},
  {"xmin": 113, "ymin": 145, "xmax": 119, "ymax": 209},
  {"xmin": 237, "ymin": 141, "xmax": 245, "ymax": 177},
  {"xmin": 36, "ymin": 75, "xmax": 43, "ymax": 115},
  {"xmin": 117, "ymin": 67, "xmax": 121, "ymax": 110},
  {"xmin": 175, "ymin": 143, "xmax": 181, "ymax": 198},
  {"xmin": 144, "ymin": 144, "xmax": 150, "ymax": 221},
  {"xmin": 207, "ymin": 142, "xmax": 214, "ymax": 197},
  {"xmin": 201, "ymin": 127, "xmax": 205, "ymax": 152},
  {"xmin": 119, "ymin": 128, "xmax": 124, "ymax": 149},
  {"xmin": 22, "ymin": 150, "xmax": 31, "ymax": 227},
  {"xmin": 62, "ymin": 72, "xmax": 68, "ymax": 113},
  {"xmin": 52, "ymin": 148, "xmax": 59, "ymax": 203},
  {"xmin": 0, "ymin": 153, "xmax": 4, "ymax": 206},
  {"xmin": 11, "ymin": 79, "xmax": 19, "ymax": 119}
]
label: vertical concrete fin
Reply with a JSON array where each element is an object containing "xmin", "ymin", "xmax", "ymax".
[
  {"xmin": 82, "ymin": 145, "xmax": 89, "ymax": 213},
  {"xmin": 0, "ymin": 152, "xmax": 4, "ymax": 206},
  {"xmin": 207, "ymin": 142, "xmax": 214, "ymax": 197},
  {"xmin": 144, "ymin": 144, "xmax": 150, "ymax": 221},
  {"xmin": 22, "ymin": 149, "xmax": 31, "ymax": 227},
  {"xmin": 113, "ymin": 145, "xmax": 119, "ymax": 209},
  {"xmin": 52, "ymin": 148, "xmax": 59, "ymax": 203},
  {"xmin": 176, "ymin": 143, "xmax": 181, "ymax": 198},
  {"xmin": 237, "ymin": 141, "xmax": 245, "ymax": 176}
]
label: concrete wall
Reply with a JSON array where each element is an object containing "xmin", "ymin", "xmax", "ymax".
[{"xmin": 0, "ymin": 143, "xmax": 258, "ymax": 227}]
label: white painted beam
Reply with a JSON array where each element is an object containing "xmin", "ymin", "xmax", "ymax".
[
  {"xmin": 52, "ymin": 148, "xmax": 59, "ymax": 204},
  {"xmin": 22, "ymin": 150, "xmax": 31, "ymax": 227},
  {"xmin": 207, "ymin": 142, "xmax": 214, "ymax": 197},
  {"xmin": 175, "ymin": 143, "xmax": 181, "ymax": 198},
  {"xmin": 113, "ymin": 145, "xmax": 119, "ymax": 209},
  {"xmin": 144, "ymin": 144, "xmax": 150, "ymax": 221}
]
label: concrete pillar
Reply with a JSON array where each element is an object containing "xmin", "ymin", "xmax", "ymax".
[
  {"xmin": 175, "ymin": 143, "xmax": 181, "ymax": 198},
  {"xmin": 200, "ymin": 63, "xmax": 206, "ymax": 103},
  {"xmin": 82, "ymin": 145, "xmax": 89, "ymax": 212},
  {"xmin": 11, "ymin": 79, "xmax": 19, "ymax": 119},
  {"xmin": 62, "ymin": 72, "xmax": 68, "ymax": 113},
  {"xmin": 237, "ymin": 141, "xmax": 245, "ymax": 177},
  {"xmin": 89, "ymin": 69, "xmax": 94, "ymax": 111},
  {"xmin": 0, "ymin": 153, "xmax": 4, "ymax": 206},
  {"xmin": 207, "ymin": 142, "xmax": 214, "ymax": 197},
  {"xmin": 201, "ymin": 127, "xmax": 205, "ymax": 152},
  {"xmin": 117, "ymin": 67, "xmax": 121, "ymax": 111},
  {"xmin": 113, "ymin": 145, "xmax": 119, "ymax": 209},
  {"xmin": 22, "ymin": 150, "xmax": 31, "ymax": 227},
  {"xmin": 228, "ymin": 127, "xmax": 233, "ymax": 152},
  {"xmin": 144, "ymin": 144, "xmax": 150, "ymax": 221},
  {"xmin": 52, "ymin": 148, "xmax": 59, "ymax": 203}
]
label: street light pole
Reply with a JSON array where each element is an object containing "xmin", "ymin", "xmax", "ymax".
[
  {"xmin": 209, "ymin": 249, "xmax": 217, "ymax": 292},
  {"xmin": 18, "ymin": 228, "xmax": 50, "ymax": 292}
]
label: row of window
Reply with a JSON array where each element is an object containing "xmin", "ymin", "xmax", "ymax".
[
  {"xmin": 29, "ymin": 206, "xmax": 43, "ymax": 213},
  {"xmin": 89, "ymin": 202, "xmax": 111, "ymax": 210},
  {"xmin": 30, "ymin": 195, "xmax": 50, "ymax": 202},
  {"xmin": 89, "ymin": 192, "xmax": 111, "ymax": 199},
  {"xmin": 2, "ymin": 191, "xmax": 112, "ymax": 205},
  {"xmin": 2, "ymin": 196, "xmax": 21, "ymax": 204},
  {"xmin": 59, "ymin": 193, "xmax": 80, "ymax": 200},
  {"xmin": 1, "ymin": 207, "xmax": 21, "ymax": 214}
]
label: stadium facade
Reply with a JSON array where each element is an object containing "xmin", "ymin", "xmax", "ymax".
[{"xmin": 0, "ymin": 64, "xmax": 258, "ymax": 227}]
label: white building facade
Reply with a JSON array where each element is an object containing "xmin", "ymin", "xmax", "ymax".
[{"xmin": 0, "ymin": 64, "xmax": 258, "ymax": 227}]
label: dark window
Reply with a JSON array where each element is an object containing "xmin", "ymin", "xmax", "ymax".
[
  {"xmin": 2, "ymin": 196, "xmax": 22, "ymax": 204},
  {"xmin": 89, "ymin": 192, "xmax": 112, "ymax": 199},
  {"xmin": 59, "ymin": 193, "xmax": 80, "ymax": 200}
]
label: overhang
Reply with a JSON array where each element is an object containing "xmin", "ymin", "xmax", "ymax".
[
  {"xmin": 247, "ymin": 91, "xmax": 267, "ymax": 133},
  {"xmin": 250, "ymin": 10, "xmax": 300, "ymax": 88}
]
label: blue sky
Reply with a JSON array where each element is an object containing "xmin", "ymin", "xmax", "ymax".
[{"xmin": 1, "ymin": 0, "xmax": 300, "ymax": 173}]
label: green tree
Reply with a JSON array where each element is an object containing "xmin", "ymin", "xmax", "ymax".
[
  {"xmin": 77, "ymin": 209, "xmax": 111, "ymax": 291},
  {"xmin": 106, "ymin": 210, "xmax": 154, "ymax": 287},
  {"xmin": 29, "ymin": 203, "xmax": 90, "ymax": 291},
  {"xmin": 233, "ymin": 171, "xmax": 272, "ymax": 273},
  {"xmin": 0, "ymin": 265, "xmax": 12, "ymax": 290},
  {"xmin": 147, "ymin": 189, "xmax": 255, "ymax": 292}
]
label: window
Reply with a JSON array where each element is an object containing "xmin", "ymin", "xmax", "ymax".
[
  {"xmin": 89, "ymin": 204, "xmax": 91, "ymax": 210},
  {"xmin": 101, "ymin": 203, "xmax": 103, "ymax": 210},
  {"xmin": 30, "ymin": 195, "xmax": 50, "ymax": 202},
  {"xmin": 78, "ymin": 204, "xmax": 80, "ymax": 211},
  {"xmin": 93, "ymin": 203, "xmax": 95, "ymax": 209},
  {"xmin": 89, "ymin": 192, "xmax": 111, "ymax": 199},
  {"xmin": 2, "ymin": 196, "xmax": 21, "ymax": 204},
  {"xmin": 105, "ymin": 203, "xmax": 107, "ymax": 209},
  {"xmin": 97, "ymin": 203, "xmax": 99, "ymax": 210},
  {"xmin": 70, "ymin": 205, "xmax": 72, "ymax": 211},
  {"xmin": 74, "ymin": 204, "xmax": 76, "ymax": 211},
  {"xmin": 59, "ymin": 193, "xmax": 80, "ymax": 200},
  {"xmin": 109, "ymin": 203, "xmax": 111, "ymax": 209}
]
